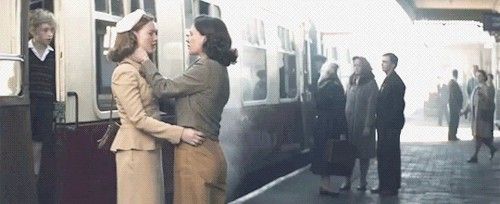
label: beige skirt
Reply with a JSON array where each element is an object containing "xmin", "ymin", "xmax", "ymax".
[{"xmin": 116, "ymin": 148, "xmax": 164, "ymax": 204}]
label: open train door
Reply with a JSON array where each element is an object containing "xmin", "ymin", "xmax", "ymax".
[
  {"xmin": 0, "ymin": 0, "xmax": 37, "ymax": 203},
  {"xmin": 298, "ymin": 21, "xmax": 318, "ymax": 149}
]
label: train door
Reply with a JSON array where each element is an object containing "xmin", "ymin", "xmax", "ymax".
[
  {"xmin": 299, "ymin": 22, "xmax": 316, "ymax": 148},
  {"xmin": 51, "ymin": 1, "xmax": 121, "ymax": 203},
  {"xmin": 277, "ymin": 26, "xmax": 302, "ymax": 152},
  {"xmin": 0, "ymin": 1, "xmax": 37, "ymax": 203}
]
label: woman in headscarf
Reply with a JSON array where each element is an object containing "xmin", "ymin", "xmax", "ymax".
[{"xmin": 342, "ymin": 56, "xmax": 378, "ymax": 191}]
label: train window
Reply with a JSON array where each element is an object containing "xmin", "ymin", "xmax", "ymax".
[
  {"xmin": 278, "ymin": 53, "xmax": 297, "ymax": 99},
  {"xmin": 241, "ymin": 47, "xmax": 267, "ymax": 101},
  {"xmin": 194, "ymin": 0, "xmax": 220, "ymax": 17},
  {"xmin": 131, "ymin": 0, "xmax": 140, "ymax": 11},
  {"xmin": 257, "ymin": 20, "xmax": 265, "ymax": 45},
  {"xmin": 95, "ymin": 0, "xmax": 108, "ymax": 13},
  {"xmin": 0, "ymin": 1, "xmax": 22, "ymax": 97},
  {"xmin": 243, "ymin": 19, "xmax": 266, "ymax": 47},
  {"xmin": 95, "ymin": 20, "xmax": 118, "ymax": 110},
  {"xmin": 209, "ymin": 4, "xmax": 221, "ymax": 17},
  {"xmin": 184, "ymin": 0, "xmax": 194, "ymax": 29},
  {"xmin": 111, "ymin": 0, "xmax": 124, "ymax": 16},
  {"xmin": 94, "ymin": 1, "xmax": 156, "ymax": 110},
  {"xmin": 143, "ymin": 0, "xmax": 156, "ymax": 16},
  {"xmin": 0, "ymin": 60, "xmax": 22, "ymax": 96},
  {"xmin": 278, "ymin": 27, "xmax": 293, "ymax": 51},
  {"xmin": 277, "ymin": 27, "xmax": 297, "ymax": 99},
  {"xmin": 29, "ymin": 0, "xmax": 44, "ymax": 10},
  {"xmin": 198, "ymin": 1, "xmax": 209, "ymax": 15},
  {"xmin": 95, "ymin": 0, "xmax": 124, "ymax": 17},
  {"xmin": 241, "ymin": 19, "xmax": 267, "ymax": 102}
]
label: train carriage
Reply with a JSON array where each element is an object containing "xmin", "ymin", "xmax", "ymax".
[{"xmin": 0, "ymin": 0, "xmax": 322, "ymax": 202}]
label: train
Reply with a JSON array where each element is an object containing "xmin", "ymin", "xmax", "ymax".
[{"xmin": 0, "ymin": 0, "xmax": 335, "ymax": 203}]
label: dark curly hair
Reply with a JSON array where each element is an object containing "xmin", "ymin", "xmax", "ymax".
[{"xmin": 194, "ymin": 15, "xmax": 238, "ymax": 66}]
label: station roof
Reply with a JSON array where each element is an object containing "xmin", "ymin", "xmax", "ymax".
[{"xmin": 397, "ymin": 0, "xmax": 499, "ymax": 22}]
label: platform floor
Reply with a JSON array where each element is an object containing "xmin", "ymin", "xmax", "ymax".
[{"xmin": 231, "ymin": 124, "xmax": 500, "ymax": 204}]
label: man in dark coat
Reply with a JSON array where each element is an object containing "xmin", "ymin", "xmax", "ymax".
[
  {"xmin": 448, "ymin": 69, "xmax": 463, "ymax": 141},
  {"xmin": 371, "ymin": 53, "xmax": 406, "ymax": 197}
]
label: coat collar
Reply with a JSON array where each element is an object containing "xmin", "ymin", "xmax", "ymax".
[
  {"xmin": 381, "ymin": 71, "xmax": 398, "ymax": 91},
  {"xmin": 121, "ymin": 57, "xmax": 141, "ymax": 69}
]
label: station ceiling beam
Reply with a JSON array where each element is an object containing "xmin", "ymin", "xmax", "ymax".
[{"xmin": 396, "ymin": 0, "xmax": 498, "ymax": 22}]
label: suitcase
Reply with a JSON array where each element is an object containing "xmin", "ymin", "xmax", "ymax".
[{"xmin": 326, "ymin": 139, "xmax": 356, "ymax": 176}]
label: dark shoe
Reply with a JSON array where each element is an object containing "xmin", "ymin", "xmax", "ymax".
[
  {"xmin": 490, "ymin": 148, "xmax": 497, "ymax": 160},
  {"xmin": 357, "ymin": 185, "xmax": 367, "ymax": 191},
  {"xmin": 319, "ymin": 188, "xmax": 339, "ymax": 197},
  {"xmin": 370, "ymin": 188, "xmax": 380, "ymax": 194},
  {"xmin": 339, "ymin": 184, "xmax": 351, "ymax": 191},
  {"xmin": 467, "ymin": 157, "xmax": 478, "ymax": 163},
  {"xmin": 380, "ymin": 190, "xmax": 398, "ymax": 197}
]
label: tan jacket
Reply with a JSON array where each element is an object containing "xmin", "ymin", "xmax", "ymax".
[
  {"xmin": 110, "ymin": 58, "xmax": 184, "ymax": 151},
  {"xmin": 141, "ymin": 56, "xmax": 229, "ymax": 141}
]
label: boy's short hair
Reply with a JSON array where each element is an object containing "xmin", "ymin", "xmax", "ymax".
[{"xmin": 29, "ymin": 9, "xmax": 56, "ymax": 37}]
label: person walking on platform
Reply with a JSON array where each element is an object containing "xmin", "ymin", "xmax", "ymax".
[
  {"xmin": 310, "ymin": 62, "xmax": 347, "ymax": 197},
  {"xmin": 448, "ymin": 69, "xmax": 463, "ymax": 141},
  {"xmin": 371, "ymin": 53, "xmax": 406, "ymax": 197},
  {"xmin": 342, "ymin": 56, "xmax": 378, "ymax": 192},
  {"xmin": 463, "ymin": 70, "xmax": 497, "ymax": 163}
]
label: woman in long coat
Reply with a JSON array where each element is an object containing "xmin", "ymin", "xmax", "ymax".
[
  {"xmin": 108, "ymin": 10, "xmax": 205, "ymax": 204},
  {"xmin": 466, "ymin": 70, "xmax": 497, "ymax": 163},
  {"xmin": 342, "ymin": 56, "xmax": 378, "ymax": 191},
  {"xmin": 311, "ymin": 62, "xmax": 347, "ymax": 196}
]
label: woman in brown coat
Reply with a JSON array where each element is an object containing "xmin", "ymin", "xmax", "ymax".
[
  {"xmin": 108, "ymin": 9, "xmax": 205, "ymax": 204},
  {"xmin": 133, "ymin": 15, "xmax": 237, "ymax": 204},
  {"xmin": 465, "ymin": 70, "xmax": 497, "ymax": 163},
  {"xmin": 342, "ymin": 56, "xmax": 378, "ymax": 191}
]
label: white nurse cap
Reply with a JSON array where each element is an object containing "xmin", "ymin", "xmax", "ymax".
[{"xmin": 115, "ymin": 9, "xmax": 147, "ymax": 33}]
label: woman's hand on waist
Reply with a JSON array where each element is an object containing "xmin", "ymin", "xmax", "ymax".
[{"xmin": 181, "ymin": 128, "xmax": 206, "ymax": 147}]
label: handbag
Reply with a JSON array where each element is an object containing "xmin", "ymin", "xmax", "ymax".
[
  {"xmin": 97, "ymin": 93, "xmax": 120, "ymax": 150},
  {"xmin": 325, "ymin": 139, "xmax": 356, "ymax": 176}
]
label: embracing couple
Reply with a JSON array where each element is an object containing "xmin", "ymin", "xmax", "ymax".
[{"xmin": 107, "ymin": 9, "xmax": 237, "ymax": 204}]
